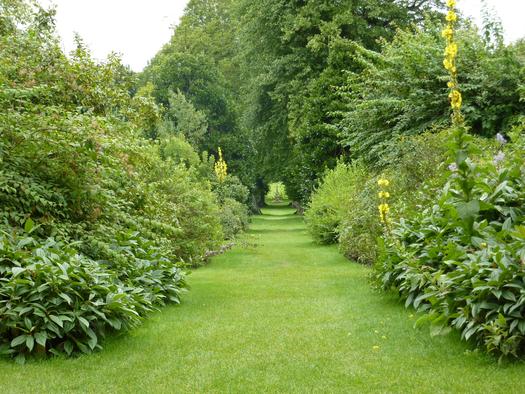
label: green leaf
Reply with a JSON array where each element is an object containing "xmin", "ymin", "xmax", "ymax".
[
  {"xmin": 11, "ymin": 335, "xmax": 27, "ymax": 347},
  {"xmin": 34, "ymin": 332, "xmax": 47, "ymax": 347},
  {"xmin": 457, "ymin": 200, "xmax": 480, "ymax": 220},
  {"xmin": 25, "ymin": 336, "xmax": 35, "ymax": 352},
  {"xmin": 24, "ymin": 218, "xmax": 35, "ymax": 233},
  {"xmin": 49, "ymin": 315, "xmax": 64, "ymax": 328},
  {"xmin": 11, "ymin": 267, "xmax": 25, "ymax": 277},
  {"xmin": 64, "ymin": 341, "xmax": 73, "ymax": 355},
  {"xmin": 78, "ymin": 316, "xmax": 90, "ymax": 329}
]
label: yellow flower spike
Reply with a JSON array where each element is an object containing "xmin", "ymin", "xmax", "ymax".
[
  {"xmin": 446, "ymin": 11, "xmax": 457, "ymax": 22},
  {"xmin": 443, "ymin": 0, "xmax": 463, "ymax": 124},
  {"xmin": 378, "ymin": 178, "xmax": 390, "ymax": 187},
  {"xmin": 442, "ymin": 27, "xmax": 453, "ymax": 39},
  {"xmin": 449, "ymin": 90, "xmax": 462, "ymax": 110},
  {"xmin": 445, "ymin": 43, "xmax": 458, "ymax": 58},
  {"xmin": 214, "ymin": 147, "xmax": 228, "ymax": 183}
]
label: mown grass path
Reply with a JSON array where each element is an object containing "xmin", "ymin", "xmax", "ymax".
[{"xmin": 2, "ymin": 204, "xmax": 525, "ymax": 393}]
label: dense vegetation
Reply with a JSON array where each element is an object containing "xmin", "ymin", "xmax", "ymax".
[
  {"xmin": 0, "ymin": 0, "xmax": 249, "ymax": 362},
  {"xmin": 2, "ymin": 0, "xmax": 525, "ymax": 368},
  {"xmin": 306, "ymin": 0, "xmax": 525, "ymax": 358}
]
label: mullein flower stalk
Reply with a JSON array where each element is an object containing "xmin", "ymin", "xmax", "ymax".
[
  {"xmin": 214, "ymin": 147, "xmax": 228, "ymax": 183},
  {"xmin": 378, "ymin": 178, "xmax": 391, "ymax": 227}
]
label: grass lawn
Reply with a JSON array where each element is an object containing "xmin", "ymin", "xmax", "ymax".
[{"xmin": 1, "ymin": 204, "xmax": 525, "ymax": 393}]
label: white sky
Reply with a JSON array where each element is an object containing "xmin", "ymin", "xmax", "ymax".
[{"xmin": 38, "ymin": 0, "xmax": 524, "ymax": 72}]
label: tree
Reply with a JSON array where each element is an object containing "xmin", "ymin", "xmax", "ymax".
[{"xmin": 236, "ymin": 0, "xmax": 445, "ymax": 203}]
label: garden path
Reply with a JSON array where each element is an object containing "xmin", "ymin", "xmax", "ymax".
[{"xmin": 1, "ymin": 204, "xmax": 525, "ymax": 393}]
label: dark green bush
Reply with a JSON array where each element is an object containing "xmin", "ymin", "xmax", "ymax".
[
  {"xmin": 0, "ymin": 224, "xmax": 186, "ymax": 363},
  {"xmin": 339, "ymin": 24, "xmax": 524, "ymax": 166}
]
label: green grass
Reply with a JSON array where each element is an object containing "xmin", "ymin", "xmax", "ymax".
[{"xmin": 1, "ymin": 204, "xmax": 525, "ymax": 393}]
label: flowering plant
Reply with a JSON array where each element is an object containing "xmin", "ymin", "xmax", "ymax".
[
  {"xmin": 374, "ymin": 0, "xmax": 525, "ymax": 358},
  {"xmin": 214, "ymin": 147, "xmax": 228, "ymax": 183}
]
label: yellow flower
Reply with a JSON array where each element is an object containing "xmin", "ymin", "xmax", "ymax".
[
  {"xmin": 445, "ymin": 43, "xmax": 458, "ymax": 58},
  {"xmin": 481, "ymin": 242, "xmax": 488, "ymax": 248},
  {"xmin": 373, "ymin": 345, "xmax": 380, "ymax": 351},
  {"xmin": 378, "ymin": 178, "xmax": 390, "ymax": 187},
  {"xmin": 447, "ymin": 81, "xmax": 455, "ymax": 89},
  {"xmin": 449, "ymin": 90, "xmax": 462, "ymax": 110},
  {"xmin": 214, "ymin": 147, "xmax": 228, "ymax": 182},
  {"xmin": 443, "ymin": 58, "xmax": 453, "ymax": 71},
  {"xmin": 446, "ymin": 10, "xmax": 457, "ymax": 22},
  {"xmin": 441, "ymin": 27, "xmax": 453, "ymax": 39},
  {"xmin": 378, "ymin": 191, "xmax": 390, "ymax": 199},
  {"xmin": 447, "ymin": 0, "xmax": 456, "ymax": 7}
]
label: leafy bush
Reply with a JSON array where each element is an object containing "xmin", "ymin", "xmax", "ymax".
[
  {"xmin": 305, "ymin": 163, "xmax": 367, "ymax": 244},
  {"xmin": 375, "ymin": 125, "xmax": 525, "ymax": 358},
  {"xmin": 339, "ymin": 23, "xmax": 524, "ymax": 166},
  {"xmin": 0, "ymin": 224, "xmax": 186, "ymax": 363},
  {"xmin": 305, "ymin": 132, "xmax": 449, "ymax": 263},
  {"xmin": 219, "ymin": 198, "xmax": 250, "ymax": 240},
  {"xmin": 0, "ymin": 1, "xmax": 225, "ymax": 361}
]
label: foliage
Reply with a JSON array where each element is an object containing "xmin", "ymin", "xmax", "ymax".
[
  {"xmin": 237, "ymin": 0, "xmax": 445, "ymax": 203},
  {"xmin": 212, "ymin": 174, "xmax": 250, "ymax": 239},
  {"xmin": 213, "ymin": 174, "xmax": 250, "ymax": 205},
  {"xmin": 338, "ymin": 23, "xmax": 524, "ymax": 166},
  {"xmin": 375, "ymin": 127, "xmax": 525, "ymax": 358},
  {"xmin": 159, "ymin": 89, "xmax": 208, "ymax": 147},
  {"xmin": 374, "ymin": 1, "xmax": 525, "ymax": 358},
  {"xmin": 219, "ymin": 198, "xmax": 249, "ymax": 240},
  {"xmin": 0, "ymin": 225, "xmax": 185, "ymax": 363},
  {"xmin": 140, "ymin": 0, "xmax": 257, "ymax": 189},
  {"xmin": 306, "ymin": 132, "xmax": 449, "ymax": 263},
  {"xmin": 265, "ymin": 182, "xmax": 288, "ymax": 203},
  {"xmin": 305, "ymin": 163, "xmax": 366, "ymax": 245},
  {"xmin": 0, "ymin": 0, "xmax": 227, "ymax": 360}
]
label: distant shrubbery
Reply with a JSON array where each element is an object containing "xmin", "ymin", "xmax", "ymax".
[{"xmin": 265, "ymin": 182, "xmax": 288, "ymax": 204}]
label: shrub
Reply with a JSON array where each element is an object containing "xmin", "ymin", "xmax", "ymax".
[
  {"xmin": 305, "ymin": 163, "xmax": 367, "ymax": 244},
  {"xmin": 213, "ymin": 174, "xmax": 250, "ymax": 205},
  {"xmin": 375, "ymin": 125, "xmax": 525, "ymax": 358},
  {"xmin": 0, "ymin": 224, "xmax": 186, "ymax": 363},
  {"xmin": 0, "ymin": 1, "xmax": 222, "ymax": 361},
  {"xmin": 305, "ymin": 132, "xmax": 449, "ymax": 263},
  {"xmin": 338, "ymin": 23, "xmax": 524, "ymax": 166},
  {"xmin": 212, "ymin": 174, "xmax": 251, "ymax": 240},
  {"xmin": 219, "ymin": 198, "xmax": 250, "ymax": 240}
]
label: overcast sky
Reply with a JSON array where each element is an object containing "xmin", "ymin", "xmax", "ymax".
[{"xmin": 39, "ymin": 0, "xmax": 525, "ymax": 72}]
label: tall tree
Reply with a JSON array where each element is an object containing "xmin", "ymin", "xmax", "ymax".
[{"xmin": 236, "ymin": 0, "xmax": 444, "ymax": 203}]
